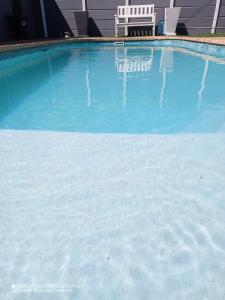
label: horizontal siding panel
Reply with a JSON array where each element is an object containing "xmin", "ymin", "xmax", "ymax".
[
  {"xmin": 178, "ymin": 17, "xmax": 213, "ymax": 27},
  {"xmin": 89, "ymin": 19, "xmax": 115, "ymax": 30},
  {"xmin": 218, "ymin": 5, "xmax": 225, "ymax": 16},
  {"xmin": 179, "ymin": 6, "xmax": 215, "ymax": 18},
  {"xmin": 185, "ymin": 27, "xmax": 214, "ymax": 34},
  {"xmin": 54, "ymin": 0, "xmax": 82, "ymax": 10},
  {"xmin": 130, "ymin": 0, "xmax": 170, "ymax": 7},
  {"xmin": 86, "ymin": 0, "xmax": 124, "ymax": 10},
  {"xmin": 61, "ymin": 18, "xmax": 77, "ymax": 30},
  {"xmin": 217, "ymin": 17, "xmax": 225, "ymax": 27},
  {"xmin": 176, "ymin": 0, "xmax": 216, "ymax": 7},
  {"xmin": 87, "ymin": 0, "xmax": 170, "ymax": 9},
  {"xmin": 216, "ymin": 27, "xmax": 225, "ymax": 32},
  {"xmin": 88, "ymin": 9, "xmax": 118, "ymax": 20},
  {"xmin": 60, "ymin": 10, "xmax": 77, "ymax": 19},
  {"xmin": 95, "ymin": 30, "xmax": 116, "ymax": 37}
]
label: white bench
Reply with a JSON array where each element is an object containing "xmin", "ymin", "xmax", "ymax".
[{"xmin": 115, "ymin": 4, "xmax": 156, "ymax": 37}]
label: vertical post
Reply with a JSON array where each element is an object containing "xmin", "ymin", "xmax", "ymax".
[
  {"xmin": 170, "ymin": 0, "xmax": 175, "ymax": 8},
  {"xmin": 125, "ymin": 0, "xmax": 129, "ymax": 36},
  {"xmin": 40, "ymin": 0, "xmax": 48, "ymax": 38},
  {"xmin": 211, "ymin": 0, "xmax": 221, "ymax": 34},
  {"xmin": 82, "ymin": 0, "xmax": 86, "ymax": 11}
]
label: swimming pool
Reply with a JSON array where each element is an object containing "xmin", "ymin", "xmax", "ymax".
[
  {"xmin": 0, "ymin": 41, "xmax": 225, "ymax": 300},
  {"xmin": 1, "ymin": 40, "xmax": 225, "ymax": 133}
]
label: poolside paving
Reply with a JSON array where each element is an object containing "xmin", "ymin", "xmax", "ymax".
[{"xmin": 0, "ymin": 36, "xmax": 225, "ymax": 53}]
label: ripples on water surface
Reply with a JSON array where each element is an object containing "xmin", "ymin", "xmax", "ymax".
[{"xmin": 0, "ymin": 42, "xmax": 225, "ymax": 299}]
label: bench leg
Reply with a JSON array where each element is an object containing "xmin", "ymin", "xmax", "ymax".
[
  {"xmin": 115, "ymin": 24, "xmax": 118, "ymax": 37},
  {"xmin": 152, "ymin": 24, "xmax": 155, "ymax": 36}
]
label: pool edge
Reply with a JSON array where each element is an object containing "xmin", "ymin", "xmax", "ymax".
[{"xmin": 1, "ymin": 36, "xmax": 225, "ymax": 54}]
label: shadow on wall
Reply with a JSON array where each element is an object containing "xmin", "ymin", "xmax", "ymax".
[
  {"xmin": 45, "ymin": 0, "xmax": 73, "ymax": 38},
  {"xmin": 0, "ymin": 0, "xmax": 44, "ymax": 41},
  {"xmin": 7, "ymin": 0, "xmax": 29, "ymax": 40},
  {"xmin": 44, "ymin": 0, "xmax": 103, "ymax": 38},
  {"xmin": 176, "ymin": 23, "xmax": 189, "ymax": 35},
  {"xmin": 88, "ymin": 18, "xmax": 102, "ymax": 37}
]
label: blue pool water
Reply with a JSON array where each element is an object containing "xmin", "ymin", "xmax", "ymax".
[
  {"xmin": 1, "ymin": 41, "xmax": 225, "ymax": 133},
  {"xmin": 0, "ymin": 41, "xmax": 225, "ymax": 299}
]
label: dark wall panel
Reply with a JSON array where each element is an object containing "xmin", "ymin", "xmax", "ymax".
[
  {"xmin": 0, "ymin": 1, "xmax": 12, "ymax": 41},
  {"xmin": 217, "ymin": 3, "xmax": 225, "ymax": 32},
  {"xmin": 0, "ymin": 0, "xmax": 44, "ymax": 42},
  {"xmin": 25, "ymin": 0, "xmax": 45, "ymax": 39}
]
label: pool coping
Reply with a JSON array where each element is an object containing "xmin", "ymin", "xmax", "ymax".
[{"xmin": 0, "ymin": 36, "xmax": 225, "ymax": 53}]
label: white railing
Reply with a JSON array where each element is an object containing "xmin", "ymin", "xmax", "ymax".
[
  {"xmin": 115, "ymin": 47, "xmax": 154, "ymax": 108},
  {"xmin": 117, "ymin": 5, "xmax": 154, "ymax": 18}
]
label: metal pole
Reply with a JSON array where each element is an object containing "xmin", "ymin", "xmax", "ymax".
[
  {"xmin": 40, "ymin": 0, "xmax": 48, "ymax": 38},
  {"xmin": 125, "ymin": 0, "xmax": 129, "ymax": 36},
  {"xmin": 170, "ymin": 0, "xmax": 175, "ymax": 8},
  {"xmin": 82, "ymin": 0, "xmax": 86, "ymax": 11},
  {"xmin": 211, "ymin": 0, "xmax": 221, "ymax": 34}
]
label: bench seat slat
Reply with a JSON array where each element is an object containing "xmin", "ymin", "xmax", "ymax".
[{"xmin": 117, "ymin": 22, "xmax": 154, "ymax": 26}]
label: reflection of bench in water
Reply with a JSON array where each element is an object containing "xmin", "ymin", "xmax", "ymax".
[
  {"xmin": 117, "ymin": 59, "xmax": 152, "ymax": 73},
  {"xmin": 115, "ymin": 47, "xmax": 154, "ymax": 108},
  {"xmin": 115, "ymin": 47, "xmax": 153, "ymax": 73}
]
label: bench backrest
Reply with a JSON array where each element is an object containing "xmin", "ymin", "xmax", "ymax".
[{"xmin": 117, "ymin": 5, "xmax": 155, "ymax": 18}]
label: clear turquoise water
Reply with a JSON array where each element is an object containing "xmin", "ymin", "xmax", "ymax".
[
  {"xmin": 0, "ymin": 42, "xmax": 225, "ymax": 300},
  {"xmin": 0, "ymin": 41, "xmax": 225, "ymax": 133}
]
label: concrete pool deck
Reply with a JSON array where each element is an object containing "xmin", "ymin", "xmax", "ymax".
[
  {"xmin": 0, "ymin": 130, "xmax": 225, "ymax": 299},
  {"xmin": 0, "ymin": 36, "xmax": 225, "ymax": 53}
]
